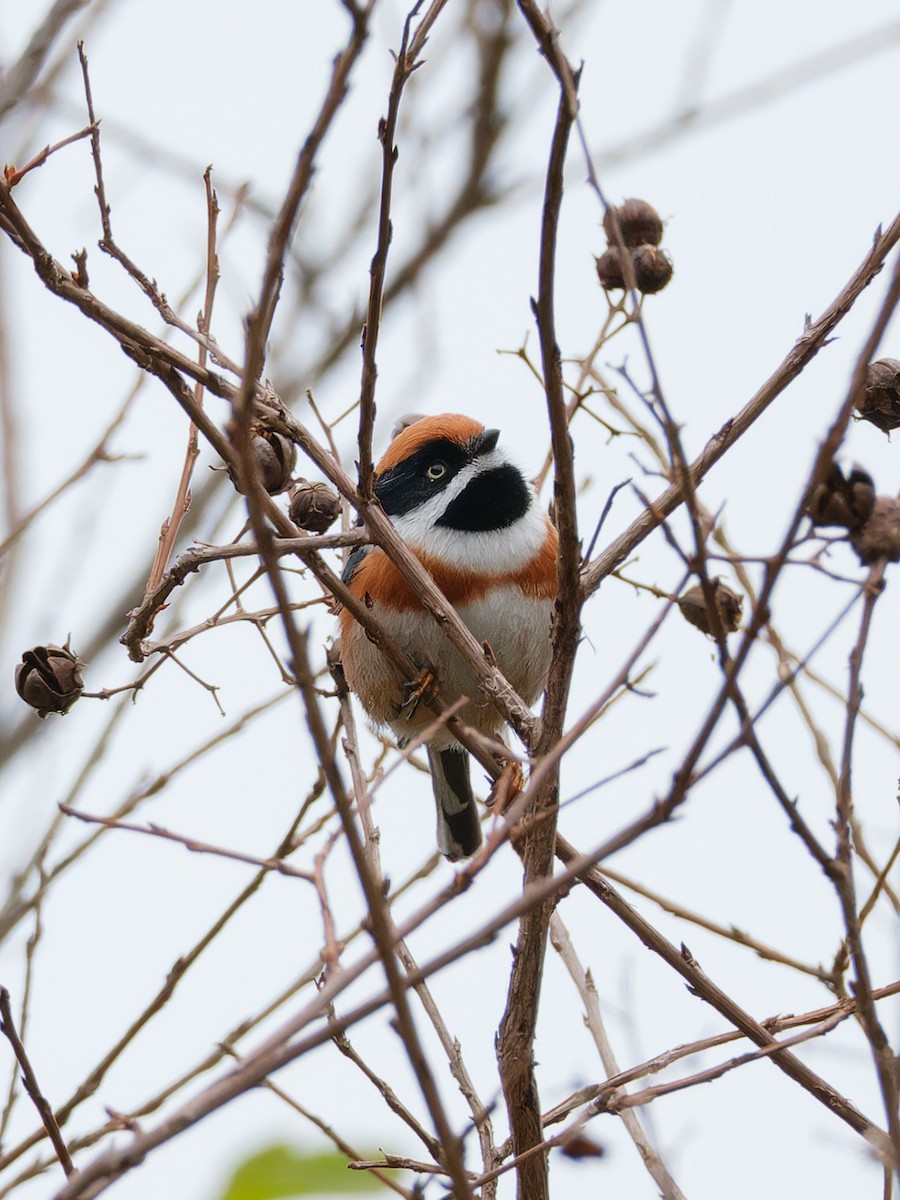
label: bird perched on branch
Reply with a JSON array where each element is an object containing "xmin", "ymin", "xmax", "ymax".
[{"xmin": 339, "ymin": 414, "xmax": 558, "ymax": 860}]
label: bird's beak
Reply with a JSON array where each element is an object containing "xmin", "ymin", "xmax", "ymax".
[{"xmin": 471, "ymin": 428, "xmax": 500, "ymax": 456}]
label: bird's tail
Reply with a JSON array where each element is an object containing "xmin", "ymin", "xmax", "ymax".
[{"xmin": 427, "ymin": 745, "xmax": 482, "ymax": 861}]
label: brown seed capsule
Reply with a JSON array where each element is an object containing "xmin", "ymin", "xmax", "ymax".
[
  {"xmin": 560, "ymin": 1133, "xmax": 606, "ymax": 1161},
  {"xmin": 596, "ymin": 245, "xmax": 674, "ymax": 295},
  {"xmin": 603, "ymin": 198, "xmax": 663, "ymax": 248},
  {"xmin": 15, "ymin": 642, "xmax": 84, "ymax": 718},
  {"xmin": 229, "ymin": 428, "xmax": 297, "ymax": 495},
  {"xmin": 288, "ymin": 480, "xmax": 341, "ymax": 534},
  {"xmin": 856, "ymin": 358, "xmax": 900, "ymax": 433},
  {"xmin": 631, "ymin": 244, "xmax": 674, "ymax": 294},
  {"xmin": 678, "ymin": 579, "xmax": 743, "ymax": 636},
  {"xmin": 848, "ymin": 471, "xmax": 877, "ymax": 523},
  {"xmin": 807, "ymin": 463, "xmax": 875, "ymax": 530},
  {"xmin": 850, "ymin": 496, "xmax": 900, "ymax": 564},
  {"xmin": 595, "ymin": 246, "xmax": 626, "ymax": 291}
]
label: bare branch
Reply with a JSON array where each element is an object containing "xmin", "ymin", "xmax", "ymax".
[
  {"xmin": 0, "ymin": 989, "xmax": 73, "ymax": 1178},
  {"xmin": 0, "ymin": 0, "xmax": 89, "ymax": 120}
]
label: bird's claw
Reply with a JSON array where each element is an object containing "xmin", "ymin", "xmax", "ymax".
[
  {"xmin": 399, "ymin": 664, "xmax": 438, "ymax": 719},
  {"xmin": 485, "ymin": 759, "xmax": 524, "ymax": 812}
]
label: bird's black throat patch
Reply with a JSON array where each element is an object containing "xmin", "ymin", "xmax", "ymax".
[{"xmin": 436, "ymin": 464, "xmax": 530, "ymax": 532}]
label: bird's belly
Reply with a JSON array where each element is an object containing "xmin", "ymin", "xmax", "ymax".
[{"xmin": 343, "ymin": 587, "xmax": 554, "ymax": 743}]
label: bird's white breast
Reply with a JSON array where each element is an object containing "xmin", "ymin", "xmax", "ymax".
[{"xmin": 373, "ymin": 585, "xmax": 554, "ymax": 744}]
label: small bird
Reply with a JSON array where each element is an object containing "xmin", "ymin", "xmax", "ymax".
[{"xmin": 339, "ymin": 414, "xmax": 558, "ymax": 860}]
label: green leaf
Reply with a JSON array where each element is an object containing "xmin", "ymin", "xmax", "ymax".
[{"xmin": 219, "ymin": 1144, "xmax": 391, "ymax": 1200}]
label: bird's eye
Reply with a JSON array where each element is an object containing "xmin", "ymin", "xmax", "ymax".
[{"xmin": 426, "ymin": 461, "xmax": 447, "ymax": 481}]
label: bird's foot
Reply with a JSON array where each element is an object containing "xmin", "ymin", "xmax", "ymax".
[
  {"xmin": 486, "ymin": 758, "xmax": 524, "ymax": 812},
  {"xmin": 399, "ymin": 664, "xmax": 438, "ymax": 719}
]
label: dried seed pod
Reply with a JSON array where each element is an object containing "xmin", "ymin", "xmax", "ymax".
[
  {"xmin": 596, "ymin": 245, "xmax": 674, "ymax": 295},
  {"xmin": 595, "ymin": 247, "xmax": 626, "ymax": 291},
  {"xmin": 847, "ymin": 470, "xmax": 877, "ymax": 525},
  {"xmin": 856, "ymin": 358, "xmax": 900, "ymax": 433},
  {"xmin": 678, "ymin": 579, "xmax": 743, "ymax": 636},
  {"xmin": 253, "ymin": 430, "xmax": 296, "ymax": 494},
  {"xmin": 288, "ymin": 480, "xmax": 341, "ymax": 534},
  {"xmin": 603, "ymin": 198, "xmax": 663, "ymax": 248},
  {"xmin": 229, "ymin": 427, "xmax": 297, "ymax": 495},
  {"xmin": 631, "ymin": 244, "xmax": 674, "ymax": 294},
  {"xmin": 807, "ymin": 463, "xmax": 875, "ymax": 530},
  {"xmin": 15, "ymin": 642, "xmax": 84, "ymax": 718},
  {"xmin": 850, "ymin": 496, "xmax": 900, "ymax": 564},
  {"xmin": 560, "ymin": 1133, "xmax": 606, "ymax": 1160}
]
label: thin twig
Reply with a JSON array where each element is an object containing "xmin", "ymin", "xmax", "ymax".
[
  {"xmin": 600, "ymin": 866, "xmax": 830, "ymax": 981},
  {"xmin": 0, "ymin": 0, "xmax": 89, "ymax": 121},
  {"xmin": 832, "ymin": 560, "xmax": 900, "ymax": 1165},
  {"xmin": 57, "ymin": 807, "xmax": 316, "ymax": 880},
  {"xmin": 550, "ymin": 913, "xmax": 687, "ymax": 1199},
  {"xmin": 140, "ymin": 168, "xmax": 220, "ymax": 614},
  {"xmin": 356, "ymin": 4, "xmax": 421, "ymax": 498},
  {"xmin": 0, "ymin": 989, "xmax": 74, "ymax": 1177},
  {"xmin": 3, "ymin": 123, "xmax": 96, "ymax": 187},
  {"xmin": 538, "ymin": 978, "xmax": 900, "ymax": 1131},
  {"xmin": 0, "ymin": 880, "xmax": 44, "ymax": 1146}
]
